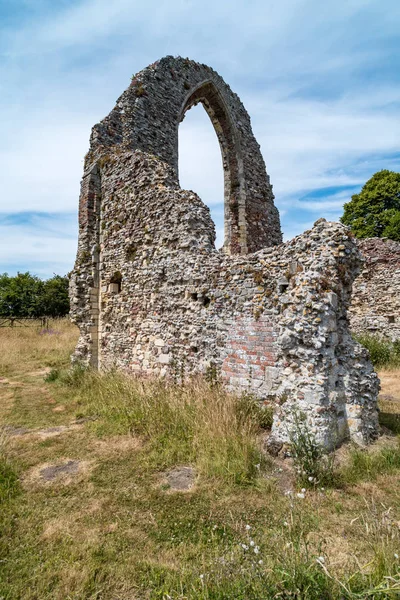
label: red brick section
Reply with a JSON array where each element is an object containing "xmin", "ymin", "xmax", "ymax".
[
  {"xmin": 221, "ymin": 314, "xmax": 277, "ymax": 390},
  {"xmin": 79, "ymin": 175, "xmax": 99, "ymax": 230}
]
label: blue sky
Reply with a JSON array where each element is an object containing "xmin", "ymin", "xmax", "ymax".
[{"xmin": 1, "ymin": 0, "xmax": 400, "ymax": 276}]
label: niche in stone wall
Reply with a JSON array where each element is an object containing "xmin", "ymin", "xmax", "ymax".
[
  {"xmin": 109, "ymin": 271, "xmax": 122, "ymax": 294},
  {"xmin": 179, "ymin": 103, "xmax": 224, "ymax": 249}
]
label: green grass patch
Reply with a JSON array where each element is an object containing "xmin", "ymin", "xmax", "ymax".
[
  {"xmin": 0, "ymin": 456, "xmax": 20, "ymax": 504},
  {"xmin": 0, "ymin": 434, "xmax": 20, "ymax": 504},
  {"xmin": 2, "ymin": 325, "xmax": 400, "ymax": 599},
  {"xmin": 379, "ymin": 411, "xmax": 400, "ymax": 434},
  {"xmin": 340, "ymin": 439, "xmax": 400, "ymax": 484}
]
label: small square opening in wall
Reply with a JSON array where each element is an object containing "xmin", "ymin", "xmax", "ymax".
[
  {"xmin": 109, "ymin": 271, "xmax": 122, "ymax": 293},
  {"xmin": 277, "ymin": 277, "xmax": 289, "ymax": 294},
  {"xmin": 388, "ymin": 315, "xmax": 395, "ymax": 324},
  {"xmin": 278, "ymin": 282, "xmax": 289, "ymax": 294}
]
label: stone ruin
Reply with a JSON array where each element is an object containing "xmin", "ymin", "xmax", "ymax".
[
  {"xmin": 70, "ymin": 56, "xmax": 379, "ymax": 449},
  {"xmin": 350, "ymin": 238, "xmax": 400, "ymax": 342}
]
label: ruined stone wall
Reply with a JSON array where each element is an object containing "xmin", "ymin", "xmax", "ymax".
[
  {"xmin": 350, "ymin": 238, "xmax": 400, "ymax": 341},
  {"xmin": 70, "ymin": 57, "xmax": 379, "ymax": 449}
]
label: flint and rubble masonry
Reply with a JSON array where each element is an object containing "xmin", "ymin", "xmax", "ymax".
[
  {"xmin": 70, "ymin": 56, "xmax": 379, "ymax": 449},
  {"xmin": 350, "ymin": 238, "xmax": 400, "ymax": 342}
]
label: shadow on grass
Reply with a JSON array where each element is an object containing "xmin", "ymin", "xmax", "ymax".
[{"xmin": 379, "ymin": 411, "xmax": 400, "ymax": 434}]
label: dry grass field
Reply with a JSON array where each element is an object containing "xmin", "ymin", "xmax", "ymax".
[{"xmin": 1, "ymin": 320, "xmax": 400, "ymax": 599}]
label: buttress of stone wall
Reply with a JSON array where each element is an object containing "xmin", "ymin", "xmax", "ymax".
[
  {"xmin": 350, "ymin": 238, "xmax": 400, "ymax": 341},
  {"xmin": 257, "ymin": 220, "xmax": 379, "ymax": 448}
]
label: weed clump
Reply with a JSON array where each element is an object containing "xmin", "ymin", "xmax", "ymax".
[
  {"xmin": 235, "ymin": 393, "xmax": 274, "ymax": 430},
  {"xmin": 288, "ymin": 410, "xmax": 336, "ymax": 488},
  {"xmin": 356, "ymin": 333, "xmax": 400, "ymax": 368},
  {"xmin": 45, "ymin": 363, "xmax": 88, "ymax": 387}
]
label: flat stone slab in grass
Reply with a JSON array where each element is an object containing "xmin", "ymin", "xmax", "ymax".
[
  {"xmin": 40, "ymin": 460, "xmax": 80, "ymax": 481},
  {"xmin": 25, "ymin": 459, "xmax": 93, "ymax": 487},
  {"xmin": 165, "ymin": 466, "xmax": 196, "ymax": 491}
]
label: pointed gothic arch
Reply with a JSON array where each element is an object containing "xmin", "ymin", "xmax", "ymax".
[
  {"xmin": 88, "ymin": 56, "xmax": 282, "ymax": 255},
  {"xmin": 179, "ymin": 80, "xmax": 246, "ymax": 254}
]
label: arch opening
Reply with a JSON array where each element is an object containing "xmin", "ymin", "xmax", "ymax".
[
  {"xmin": 179, "ymin": 103, "xmax": 224, "ymax": 249},
  {"xmin": 178, "ymin": 81, "xmax": 246, "ymax": 255}
]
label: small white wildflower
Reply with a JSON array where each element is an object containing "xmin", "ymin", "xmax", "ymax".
[
  {"xmin": 250, "ymin": 540, "xmax": 255, "ymax": 547},
  {"xmin": 241, "ymin": 544, "xmax": 249, "ymax": 551},
  {"xmin": 321, "ymin": 487, "xmax": 325, "ymax": 492},
  {"xmin": 258, "ymin": 559, "xmax": 263, "ymax": 565},
  {"xmin": 301, "ymin": 488, "xmax": 306, "ymax": 493},
  {"xmin": 308, "ymin": 476, "xmax": 314, "ymax": 482},
  {"xmin": 283, "ymin": 521, "xmax": 289, "ymax": 527},
  {"xmin": 254, "ymin": 547, "xmax": 260, "ymax": 554},
  {"xmin": 199, "ymin": 574, "xmax": 204, "ymax": 580},
  {"xmin": 395, "ymin": 553, "xmax": 399, "ymax": 559},
  {"xmin": 317, "ymin": 556, "xmax": 325, "ymax": 563},
  {"xmin": 296, "ymin": 492, "xmax": 305, "ymax": 499},
  {"xmin": 245, "ymin": 524, "xmax": 251, "ymax": 530},
  {"xmin": 285, "ymin": 490, "xmax": 293, "ymax": 496}
]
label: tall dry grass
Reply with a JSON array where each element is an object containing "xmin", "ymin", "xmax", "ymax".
[
  {"xmin": 69, "ymin": 369, "xmax": 269, "ymax": 485},
  {"xmin": 0, "ymin": 318, "xmax": 78, "ymax": 377},
  {"xmin": 380, "ymin": 369, "xmax": 400, "ymax": 401}
]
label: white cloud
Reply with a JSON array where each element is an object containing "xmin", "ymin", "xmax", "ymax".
[
  {"xmin": 1, "ymin": 0, "xmax": 400, "ymax": 273},
  {"xmin": 247, "ymin": 86, "xmax": 400, "ymax": 208},
  {"xmin": 0, "ymin": 214, "xmax": 77, "ymax": 278},
  {"xmin": 0, "ymin": 117, "xmax": 88, "ymax": 213}
]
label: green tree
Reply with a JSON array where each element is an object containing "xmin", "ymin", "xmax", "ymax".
[
  {"xmin": 0, "ymin": 273, "xmax": 70, "ymax": 318},
  {"xmin": 41, "ymin": 275, "xmax": 70, "ymax": 317},
  {"xmin": 341, "ymin": 170, "xmax": 400, "ymax": 241},
  {"xmin": 0, "ymin": 272, "xmax": 43, "ymax": 317}
]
